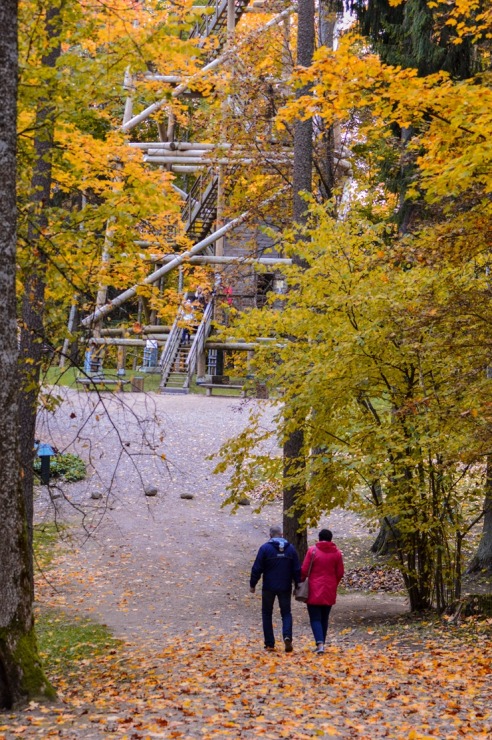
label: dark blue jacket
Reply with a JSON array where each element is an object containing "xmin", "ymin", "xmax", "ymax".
[{"xmin": 250, "ymin": 538, "xmax": 301, "ymax": 592}]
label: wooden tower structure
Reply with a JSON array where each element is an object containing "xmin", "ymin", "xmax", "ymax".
[
  {"xmin": 81, "ymin": 1, "xmax": 347, "ymax": 393},
  {"xmin": 80, "ymin": 0, "xmax": 298, "ymax": 393}
]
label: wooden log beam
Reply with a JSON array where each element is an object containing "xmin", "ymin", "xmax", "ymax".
[
  {"xmin": 130, "ymin": 142, "xmax": 220, "ymax": 151},
  {"xmin": 81, "ymin": 188, "xmax": 286, "ymax": 328},
  {"xmin": 121, "ymin": 7, "xmax": 295, "ymax": 132},
  {"xmin": 172, "ymin": 166, "xmax": 205, "ymax": 172},
  {"xmin": 205, "ymin": 342, "xmax": 258, "ymax": 351},
  {"xmin": 100, "ymin": 326, "xmax": 170, "ymax": 336},
  {"xmin": 144, "ymin": 155, "xmax": 292, "ymax": 165},
  {"xmin": 87, "ymin": 337, "xmax": 167, "ymax": 347},
  {"xmin": 152, "ymin": 255, "xmax": 292, "ymax": 266}
]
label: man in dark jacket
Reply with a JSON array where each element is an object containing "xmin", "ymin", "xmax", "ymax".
[{"xmin": 250, "ymin": 525, "xmax": 301, "ymax": 652}]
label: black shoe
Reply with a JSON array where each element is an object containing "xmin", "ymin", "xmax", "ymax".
[{"xmin": 284, "ymin": 637, "xmax": 293, "ymax": 653}]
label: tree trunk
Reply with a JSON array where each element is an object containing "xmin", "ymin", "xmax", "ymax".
[
  {"xmin": 468, "ymin": 458, "xmax": 492, "ymax": 573},
  {"xmin": 292, "ymin": 0, "xmax": 314, "ymax": 227},
  {"xmin": 370, "ymin": 517, "xmax": 400, "ymax": 555},
  {"xmin": 283, "ymin": 428, "xmax": 307, "ymax": 560},
  {"xmin": 18, "ymin": 1, "xmax": 64, "ymax": 575},
  {"xmin": 282, "ymin": 0, "xmax": 315, "ymax": 563},
  {"xmin": 316, "ymin": 0, "xmax": 337, "ymax": 201},
  {"xmin": 0, "ymin": 0, "xmax": 55, "ymax": 707}
]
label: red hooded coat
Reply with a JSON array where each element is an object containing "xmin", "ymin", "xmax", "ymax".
[{"xmin": 300, "ymin": 541, "xmax": 344, "ymax": 605}]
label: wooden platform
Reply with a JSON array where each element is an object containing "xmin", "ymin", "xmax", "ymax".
[
  {"xmin": 199, "ymin": 383, "xmax": 246, "ymax": 397},
  {"xmin": 76, "ymin": 377, "xmax": 130, "ymax": 392}
]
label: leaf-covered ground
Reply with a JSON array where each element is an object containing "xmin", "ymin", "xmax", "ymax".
[
  {"xmin": 1, "ymin": 628, "xmax": 491, "ymax": 739},
  {"xmin": 2, "ymin": 393, "xmax": 489, "ymax": 738}
]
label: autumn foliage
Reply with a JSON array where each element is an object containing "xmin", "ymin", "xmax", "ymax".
[
  {"xmin": 215, "ymin": 3, "xmax": 492, "ymax": 610},
  {"xmin": 16, "ymin": 0, "xmax": 204, "ymax": 334}
]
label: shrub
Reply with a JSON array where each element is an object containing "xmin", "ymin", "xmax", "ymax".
[{"xmin": 34, "ymin": 452, "xmax": 86, "ymax": 482}]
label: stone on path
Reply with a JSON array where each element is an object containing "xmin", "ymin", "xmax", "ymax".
[
  {"xmin": 180, "ymin": 493, "xmax": 194, "ymax": 500},
  {"xmin": 238, "ymin": 497, "xmax": 250, "ymax": 506},
  {"xmin": 91, "ymin": 491, "xmax": 103, "ymax": 500},
  {"xmin": 144, "ymin": 486, "xmax": 158, "ymax": 497}
]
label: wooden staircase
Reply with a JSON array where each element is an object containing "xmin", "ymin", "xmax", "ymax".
[
  {"xmin": 130, "ymin": 2, "xmax": 254, "ymax": 249},
  {"xmin": 160, "ymin": 299, "xmax": 214, "ymax": 393},
  {"xmin": 189, "ymin": 0, "xmax": 251, "ymax": 50},
  {"xmin": 163, "ymin": 343, "xmax": 191, "ymax": 394},
  {"xmin": 182, "ymin": 168, "xmax": 219, "ymax": 244}
]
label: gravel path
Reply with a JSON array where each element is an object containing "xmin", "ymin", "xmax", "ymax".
[{"xmin": 35, "ymin": 390, "xmax": 407, "ymax": 648}]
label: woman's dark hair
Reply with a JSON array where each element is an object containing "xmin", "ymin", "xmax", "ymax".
[{"xmin": 319, "ymin": 529, "xmax": 333, "ymax": 542}]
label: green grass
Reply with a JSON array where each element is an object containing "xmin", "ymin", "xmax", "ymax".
[
  {"xmin": 34, "ymin": 452, "xmax": 87, "ymax": 483},
  {"xmin": 33, "ymin": 522, "xmax": 66, "ymax": 570},
  {"xmin": 36, "ymin": 610, "xmax": 121, "ymax": 675},
  {"xmin": 43, "ymin": 365, "xmax": 162, "ymax": 392},
  {"xmin": 34, "ymin": 522, "xmax": 121, "ymax": 675},
  {"xmin": 44, "ymin": 366, "xmax": 250, "ymax": 396}
]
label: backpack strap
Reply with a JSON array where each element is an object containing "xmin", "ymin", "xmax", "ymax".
[{"xmin": 306, "ymin": 547, "xmax": 316, "ymax": 575}]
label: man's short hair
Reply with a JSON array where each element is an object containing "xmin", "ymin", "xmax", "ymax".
[
  {"xmin": 319, "ymin": 529, "xmax": 333, "ymax": 542},
  {"xmin": 269, "ymin": 525, "xmax": 282, "ymax": 538}
]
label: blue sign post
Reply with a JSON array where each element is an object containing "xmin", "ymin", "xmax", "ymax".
[{"xmin": 36, "ymin": 443, "xmax": 56, "ymax": 485}]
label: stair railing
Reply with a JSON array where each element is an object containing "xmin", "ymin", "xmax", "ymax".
[
  {"xmin": 189, "ymin": 0, "xmax": 226, "ymax": 41},
  {"xmin": 185, "ymin": 298, "xmax": 214, "ymax": 388},
  {"xmin": 159, "ymin": 308, "xmax": 183, "ymax": 391},
  {"xmin": 189, "ymin": 0, "xmax": 250, "ymax": 44},
  {"xmin": 182, "ymin": 167, "xmax": 218, "ymax": 231}
]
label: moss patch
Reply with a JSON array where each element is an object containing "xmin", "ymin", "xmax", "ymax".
[
  {"xmin": 14, "ymin": 628, "xmax": 57, "ymax": 702},
  {"xmin": 0, "ymin": 626, "xmax": 56, "ymax": 706}
]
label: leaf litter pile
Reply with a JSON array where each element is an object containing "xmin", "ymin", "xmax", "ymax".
[
  {"xmin": 2, "ymin": 629, "xmax": 490, "ymax": 739},
  {"xmin": 343, "ymin": 566, "xmax": 405, "ymax": 593}
]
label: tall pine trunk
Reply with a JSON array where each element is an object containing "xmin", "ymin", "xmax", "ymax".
[
  {"xmin": 316, "ymin": 0, "xmax": 337, "ymax": 201},
  {"xmin": 282, "ymin": 0, "xmax": 315, "ymax": 561},
  {"xmin": 0, "ymin": 0, "xmax": 55, "ymax": 707}
]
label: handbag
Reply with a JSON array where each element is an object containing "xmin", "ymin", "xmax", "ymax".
[{"xmin": 294, "ymin": 548, "xmax": 316, "ymax": 602}]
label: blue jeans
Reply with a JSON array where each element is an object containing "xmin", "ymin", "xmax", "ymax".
[
  {"xmin": 307, "ymin": 604, "xmax": 332, "ymax": 644},
  {"xmin": 261, "ymin": 590, "xmax": 292, "ymax": 648}
]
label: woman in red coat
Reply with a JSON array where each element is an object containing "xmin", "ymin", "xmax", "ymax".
[{"xmin": 300, "ymin": 529, "xmax": 344, "ymax": 654}]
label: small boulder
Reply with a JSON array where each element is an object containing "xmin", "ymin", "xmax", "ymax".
[
  {"xmin": 180, "ymin": 493, "xmax": 194, "ymax": 500},
  {"xmin": 91, "ymin": 491, "xmax": 103, "ymax": 500},
  {"xmin": 144, "ymin": 486, "xmax": 158, "ymax": 497}
]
